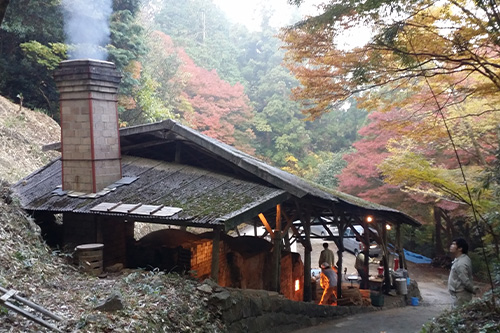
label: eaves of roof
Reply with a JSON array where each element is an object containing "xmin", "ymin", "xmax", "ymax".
[
  {"xmin": 38, "ymin": 119, "xmax": 421, "ymax": 227},
  {"xmin": 11, "ymin": 156, "xmax": 288, "ymax": 229}
]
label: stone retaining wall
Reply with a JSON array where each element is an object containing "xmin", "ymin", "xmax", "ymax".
[{"xmin": 201, "ymin": 279, "xmax": 409, "ymax": 333}]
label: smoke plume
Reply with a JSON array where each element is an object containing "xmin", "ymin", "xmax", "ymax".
[{"xmin": 62, "ymin": 0, "xmax": 113, "ymax": 60}]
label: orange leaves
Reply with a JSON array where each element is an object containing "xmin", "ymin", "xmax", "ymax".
[{"xmin": 281, "ymin": 0, "xmax": 500, "ymax": 123}]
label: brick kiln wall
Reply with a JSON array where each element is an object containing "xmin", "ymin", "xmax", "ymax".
[
  {"xmin": 189, "ymin": 236, "xmax": 304, "ymax": 301},
  {"xmin": 190, "ymin": 238, "xmax": 228, "ymax": 282},
  {"xmin": 279, "ymin": 252, "xmax": 304, "ymax": 301}
]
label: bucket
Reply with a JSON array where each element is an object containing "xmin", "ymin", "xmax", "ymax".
[
  {"xmin": 411, "ymin": 297, "xmax": 419, "ymax": 306},
  {"xmin": 377, "ymin": 266, "xmax": 384, "ymax": 276},
  {"xmin": 370, "ymin": 291, "xmax": 384, "ymax": 307},
  {"xmin": 76, "ymin": 243, "xmax": 104, "ymax": 276},
  {"xmin": 395, "ymin": 278, "xmax": 407, "ymax": 295}
]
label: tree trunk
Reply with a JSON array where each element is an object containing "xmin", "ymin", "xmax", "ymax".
[
  {"xmin": 0, "ymin": 0, "xmax": 10, "ymax": 27},
  {"xmin": 434, "ymin": 206, "xmax": 445, "ymax": 256},
  {"xmin": 443, "ymin": 211, "xmax": 455, "ymax": 247}
]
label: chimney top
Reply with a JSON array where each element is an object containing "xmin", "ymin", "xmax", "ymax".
[{"xmin": 54, "ymin": 60, "xmax": 122, "ymax": 193}]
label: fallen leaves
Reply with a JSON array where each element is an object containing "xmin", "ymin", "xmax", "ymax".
[{"xmin": 0, "ymin": 197, "xmax": 225, "ymax": 332}]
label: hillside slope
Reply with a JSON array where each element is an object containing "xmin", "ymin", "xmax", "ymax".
[
  {"xmin": 0, "ymin": 194, "xmax": 224, "ymax": 332},
  {"xmin": 0, "ymin": 95, "xmax": 60, "ymax": 183},
  {"xmin": 0, "ymin": 97, "xmax": 224, "ymax": 332}
]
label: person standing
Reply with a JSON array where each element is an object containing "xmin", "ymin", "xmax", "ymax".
[
  {"xmin": 448, "ymin": 238, "xmax": 476, "ymax": 308},
  {"xmin": 355, "ymin": 250, "xmax": 368, "ymax": 289},
  {"xmin": 319, "ymin": 262, "xmax": 337, "ymax": 306},
  {"xmin": 319, "ymin": 242, "xmax": 335, "ymax": 268}
]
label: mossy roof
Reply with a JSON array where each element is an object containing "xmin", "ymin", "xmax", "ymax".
[{"xmin": 12, "ymin": 119, "xmax": 421, "ymax": 229}]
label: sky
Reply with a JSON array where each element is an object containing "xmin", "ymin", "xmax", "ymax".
[
  {"xmin": 212, "ymin": 0, "xmax": 325, "ymax": 31},
  {"xmin": 212, "ymin": 0, "xmax": 371, "ymax": 49}
]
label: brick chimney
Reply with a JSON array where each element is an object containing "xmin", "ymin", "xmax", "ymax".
[{"xmin": 54, "ymin": 59, "xmax": 122, "ymax": 193}]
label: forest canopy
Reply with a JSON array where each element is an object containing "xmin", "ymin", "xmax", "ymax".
[
  {"xmin": 2, "ymin": 0, "xmax": 500, "ymax": 264},
  {"xmin": 282, "ymin": 0, "xmax": 500, "ymax": 263}
]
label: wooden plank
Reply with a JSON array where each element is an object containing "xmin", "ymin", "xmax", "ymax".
[
  {"xmin": 275, "ymin": 204, "xmax": 281, "ymax": 232},
  {"xmin": 127, "ymin": 203, "xmax": 143, "ymax": 213},
  {"xmin": 1, "ymin": 289, "xmax": 16, "ymax": 302},
  {"xmin": 149, "ymin": 204, "xmax": 164, "ymax": 215},
  {"xmin": 1, "ymin": 301, "xmax": 62, "ymax": 332},
  {"xmin": 258, "ymin": 213, "xmax": 274, "ymax": 237},
  {"xmin": 0, "ymin": 286, "xmax": 63, "ymax": 322},
  {"xmin": 78, "ymin": 252, "xmax": 102, "ymax": 260}
]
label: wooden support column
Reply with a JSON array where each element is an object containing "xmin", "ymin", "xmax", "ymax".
[
  {"xmin": 336, "ymin": 214, "xmax": 349, "ymax": 300},
  {"xmin": 272, "ymin": 231, "xmax": 282, "ymax": 292},
  {"xmin": 210, "ymin": 226, "xmax": 221, "ymax": 282},
  {"xmin": 362, "ymin": 220, "xmax": 371, "ymax": 289},
  {"xmin": 302, "ymin": 211, "xmax": 312, "ymax": 302},
  {"xmin": 284, "ymin": 231, "xmax": 291, "ymax": 251},
  {"xmin": 396, "ymin": 223, "xmax": 407, "ymax": 270},
  {"xmin": 382, "ymin": 223, "xmax": 391, "ymax": 293},
  {"xmin": 270, "ymin": 206, "xmax": 282, "ymax": 292},
  {"xmin": 396, "ymin": 223, "xmax": 402, "ymax": 270}
]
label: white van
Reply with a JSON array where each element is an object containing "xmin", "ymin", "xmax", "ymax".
[
  {"xmin": 343, "ymin": 225, "xmax": 380, "ymax": 257},
  {"xmin": 294, "ymin": 217, "xmax": 339, "ymax": 238}
]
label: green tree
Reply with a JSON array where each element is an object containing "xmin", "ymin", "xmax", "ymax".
[
  {"xmin": 307, "ymin": 149, "xmax": 353, "ymax": 188},
  {"xmin": 0, "ymin": 0, "xmax": 64, "ymax": 116},
  {"xmin": 0, "ymin": 0, "xmax": 9, "ymax": 26},
  {"xmin": 151, "ymin": 0, "xmax": 244, "ymax": 85},
  {"xmin": 109, "ymin": 0, "xmax": 148, "ymax": 123}
]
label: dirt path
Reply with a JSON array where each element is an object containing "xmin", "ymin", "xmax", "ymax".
[
  {"xmin": 293, "ymin": 240, "xmax": 487, "ymax": 332},
  {"xmin": 292, "ymin": 269, "xmax": 452, "ymax": 333}
]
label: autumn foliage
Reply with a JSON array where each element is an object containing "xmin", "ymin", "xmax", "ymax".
[{"xmin": 282, "ymin": 0, "xmax": 500, "ymax": 256}]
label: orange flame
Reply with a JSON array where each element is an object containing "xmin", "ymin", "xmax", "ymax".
[{"xmin": 295, "ymin": 279, "xmax": 300, "ymax": 291}]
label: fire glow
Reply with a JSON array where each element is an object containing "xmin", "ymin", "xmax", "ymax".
[{"xmin": 295, "ymin": 279, "xmax": 300, "ymax": 292}]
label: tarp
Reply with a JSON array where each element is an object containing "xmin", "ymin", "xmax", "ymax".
[
  {"xmin": 403, "ymin": 249, "xmax": 432, "ymax": 264},
  {"xmin": 389, "ymin": 243, "xmax": 432, "ymax": 264}
]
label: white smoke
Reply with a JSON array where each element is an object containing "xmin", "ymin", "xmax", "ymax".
[{"xmin": 62, "ymin": 0, "xmax": 113, "ymax": 60}]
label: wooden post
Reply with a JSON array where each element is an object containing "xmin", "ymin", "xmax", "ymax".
[
  {"xmin": 362, "ymin": 221, "xmax": 370, "ymax": 289},
  {"xmin": 336, "ymin": 216, "xmax": 347, "ymax": 300},
  {"xmin": 303, "ymin": 214, "xmax": 312, "ymax": 302},
  {"xmin": 396, "ymin": 223, "xmax": 407, "ymax": 269},
  {"xmin": 382, "ymin": 223, "xmax": 391, "ymax": 293},
  {"xmin": 272, "ymin": 231, "xmax": 282, "ymax": 292},
  {"xmin": 271, "ymin": 205, "xmax": 282, "ymax": 292},
  {"xmin": 396, "ymin": 223, "xmax": 402, "ymax": 270},
  {"xmin": 210, "ymin": 227, "xmax": 220, "ymax": 282},
  {"xmin": 284, "ymin": 230, "xmax": 291, "ymax": 251}
]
